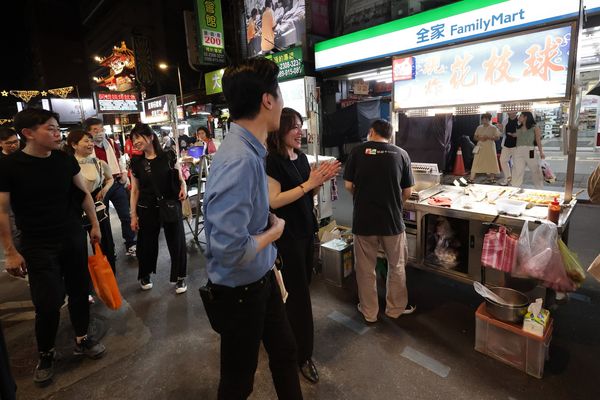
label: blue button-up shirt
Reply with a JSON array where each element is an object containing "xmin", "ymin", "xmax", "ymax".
[{"xmin": 203, "ymin": 122, "xmax": 276, "ymax": 287}]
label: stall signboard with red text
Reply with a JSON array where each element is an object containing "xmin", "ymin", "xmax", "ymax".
[
  {"xmin": 94, "ymin": 92, "xmax": 139, "ymax": 113},
  {"xmin": 393, "ymin": 25, "xmax": 573, "ymax": 110},
  {"xmin": 196, "ymin": 0, "xmax": 225, "ymax": 65}
]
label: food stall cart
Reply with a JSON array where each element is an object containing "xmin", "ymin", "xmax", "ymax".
[
  {"xmin": 403, "ymin": 162, "xmax": 576, "ymax": 291},
  {"xmin": 313, "ymin": 0, "xmax": 592, "ymax": 295}
]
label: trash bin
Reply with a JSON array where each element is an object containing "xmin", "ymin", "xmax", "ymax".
[{"xmin": 321, "ymin": 239, "xmax": 354, "ymax": 287}]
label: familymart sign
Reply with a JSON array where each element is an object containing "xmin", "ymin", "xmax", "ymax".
[{"xmin": 315, "ymin": 0, "xmax": 600, "ymax": 71}]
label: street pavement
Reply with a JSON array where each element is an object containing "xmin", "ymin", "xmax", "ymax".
[{"xmin": 1, "ymin": 180, "xmax": 600, "ymax": 400}]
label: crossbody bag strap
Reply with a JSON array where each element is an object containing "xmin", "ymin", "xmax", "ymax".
[
  {"xmin": 92, "ymin": 157, "xmax": 104, "ymax": 188},
  {"xmin": 144, "ymin": 159, "xmax": 165, "ymax": 201}
]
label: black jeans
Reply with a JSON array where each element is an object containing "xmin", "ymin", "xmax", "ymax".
[
  {"xmin": 207, "ymin": 270, "xmax": 303, "ymax": 400},
  {"xmin": 136, "ymin": 203, "xmax": 187, "ymax": 282},
  {"xmin": 20, "ymin": 228, "xmax": 90, "ymax": 352},
  {"xmin": 276, "ymin": 237, "xmax": 315, "ymax": 364},
  {"xmin": 103, "ymin": 181, "xmax": 136, "ymax": 248}
]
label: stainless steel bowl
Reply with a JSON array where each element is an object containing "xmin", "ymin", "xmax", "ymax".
[{"xmin": 485, "ymin": 287, "xmax": 530, "ymax": 323}]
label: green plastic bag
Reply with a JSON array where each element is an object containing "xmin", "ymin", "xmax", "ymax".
[{"xmin": 558, "ymin": 239, "xmax": 586, "ymax": 285}]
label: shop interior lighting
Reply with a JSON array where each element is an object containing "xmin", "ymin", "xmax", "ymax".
[
  {"xmin": 500, "ymin": 102, "xmax": 533, "ymax": 112},
  {"xmin": 455, "ymin": 105, "xmax": 481, "ymax": 115},
  {"xmin": 405, "ymin": 109, "xmax": 428, "ymax": 117}
]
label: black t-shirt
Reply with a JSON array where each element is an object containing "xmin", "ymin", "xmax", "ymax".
[
  {"xmin": 0, "ymin": 150, "xmax": 81, "ymax": 237},
  {"xmin": 266, "ymin": 152, "xmax": 317, "ymax": 241},
  {"xmin": 131, "ymin": 151, "xmax": 180, "ymax": 207},
  {"xmin": 504, "ymin": 118, "xmax": 518, "ymax": 148},
  {"xmin": 343, "ymin": 141, "xmax": 414, "ymax": 236}
]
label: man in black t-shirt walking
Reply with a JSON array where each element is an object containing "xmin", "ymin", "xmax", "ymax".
[
  {"xmin": 343, "ymin": 120, "xmax": 415, "ymax": 323},
  {"xmin": 0, "ymin": 109, "xmax": 106, "ymax": 386},
  {"xmin": 499, "ymin": 111, "xmax": 519, "ymax": 186}
]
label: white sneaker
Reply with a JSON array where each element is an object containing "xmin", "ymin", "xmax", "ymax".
[
  {"xmin": 140, "ymin": 276, "xmax": 153, "ymax": 290},
  {"xmin": 126, "ymin": 245, "xmax": 137, "ymax": 256},
  {"xmin": 175, "ymin": 279, "xmax": 187, "ymax": 294}
]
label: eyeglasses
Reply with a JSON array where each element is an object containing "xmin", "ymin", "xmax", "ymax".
[{"xmin": 2, "ymin": 140, "xmax": 19, "ymax": 146}]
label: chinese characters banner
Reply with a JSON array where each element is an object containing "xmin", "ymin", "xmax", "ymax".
[
  {"xmin": 197, "ymin": 0, "xmax": 226, "ymax": 65},
  {"xmin": 394, "ymin": 25, "xmax": 573, "ymax": 110}
]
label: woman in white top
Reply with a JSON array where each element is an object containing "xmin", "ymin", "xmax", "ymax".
[
  {"xmin": 66, "ymin": 130, "xmax": 117, "ymax": 272},
  {"xmin": 469, "ymin": 113, "xmax": 501, "ymax": 184}
]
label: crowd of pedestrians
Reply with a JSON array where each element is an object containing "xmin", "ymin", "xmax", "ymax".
[{"xmin": 0, "ymin": 57, "xmax": 417, "ymax": 400}]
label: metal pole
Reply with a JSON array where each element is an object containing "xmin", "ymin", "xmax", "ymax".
[
  {"xmin": 177, "ymin": 65, "xmax": 185, "ymax": 119},
  {"xmin": 75, "ymin": 85, "xmax": 85, "ymax": 124},
  {"xmin": 564, "ymin": 2, "xmax": 584, "ymax": 203}
]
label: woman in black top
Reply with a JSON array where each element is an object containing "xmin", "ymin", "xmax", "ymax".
[
  {"xmin": 129, "ymin": 124, "xmax": 188, "ymax": 294},
  {"xmin": 266, "ymin": 108, "xmax": 340, "ymax": 383}
]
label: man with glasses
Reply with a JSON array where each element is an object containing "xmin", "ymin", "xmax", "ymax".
[
  {"xmin": 84, "ymin": 118, "xmax": 137, "ymax": 256},
  {"xmin": 0, "ymin": 127, "xmax": 21, "ymax": 159}
]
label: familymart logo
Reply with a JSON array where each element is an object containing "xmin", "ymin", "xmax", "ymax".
[{"xmin": 417, "ymin": 9, "xmax": 526, "ymax": 44}]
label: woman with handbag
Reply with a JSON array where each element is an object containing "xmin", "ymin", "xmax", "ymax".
[
  {"xmin": 266, "ymin": 108, "xmax": 341, "ymax": 384},
  {"xmin": 129, "ymin": 124, "xmax": 188, "ymax": 294},
  {"xmin": 66, "ymin": 130, "xmax": 116, "ymax": 272}
]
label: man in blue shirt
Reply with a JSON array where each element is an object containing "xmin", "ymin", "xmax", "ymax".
[{"xmin": 202, "ymin": 58, "xmax": 303, "ymax": 400}]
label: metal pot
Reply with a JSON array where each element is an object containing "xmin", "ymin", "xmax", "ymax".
[{"xmin": 485, "ymin": 287, "xmax": 530, "ymax": 323}]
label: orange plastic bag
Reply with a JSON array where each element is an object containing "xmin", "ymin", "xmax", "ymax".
[{"xmin": 88, "ymin": 243, "xmax": 122, "ymax": 310}]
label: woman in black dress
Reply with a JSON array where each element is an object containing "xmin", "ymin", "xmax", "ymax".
[
  {"xmin": 266, "ymin": 107, "xmax": 340, "ymax": 383},
  {"xmin": 129, "ymin": 124, "xmax": 188, "ymax": 294}
]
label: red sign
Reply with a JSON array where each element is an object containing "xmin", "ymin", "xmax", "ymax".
[{"xmin": 393, "ymin": 57, "xmax": 415, "ymax": 81}]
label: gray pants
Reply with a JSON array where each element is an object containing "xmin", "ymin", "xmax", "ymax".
[{"xmin": 354, "ymin": 232, "xmax": 409, "ymax": 321}]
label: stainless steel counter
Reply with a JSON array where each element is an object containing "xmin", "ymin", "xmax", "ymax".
[
  {"xmin": 401, "ymin": 184, "xmax": 575, "ymax": 292},
  {"xmin": 405, "ymin": 184, "xmax": 576, "ymax": 232}
]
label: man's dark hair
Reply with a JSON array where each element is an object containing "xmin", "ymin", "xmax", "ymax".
[
  {"xmin": 13, "ymin": 108, "xmax": 60, "ymax": 136},
  {"xmin": 267, "ymin": 107, "xmax": 303, "ymax": 158},
  {"xmin": 0, "ymin": 127, "xmax": 18, "ymax": 141},
  {"xmin": 222, "ymin": 58, "xmax": 280, "ymax": 120},
  {"xmin": 84, "ymin": 117, "xmax": 103, "ymax": 132},
  {"xmin": 370, "ymin": 119, "xmax": 393, "ymax": 140},
  {"xmin": 265, "ymin": 0, "xmax": 272, "ymax": 7},
  {"xmin": 481, "ymin": 112, "xmax": 492, "ymax": 121}
]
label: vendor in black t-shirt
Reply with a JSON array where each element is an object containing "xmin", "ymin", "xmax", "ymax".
[
  {"xmin": 499, "ymin": 111, "xmax": 519, "ymax": 186},
  {"xmin": 266, "ymin": 107, "xmax": 340, "ymax": 384},
  {"xmin": 0, "ymin": 108, "xmax": 106, "ymax": 386},
  {"xmin": 343, "ymin": 119, "xmax": 415, "ymax": 323}
]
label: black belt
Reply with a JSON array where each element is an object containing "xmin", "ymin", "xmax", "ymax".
[{"xmin": 209, "ymin": 268, "xmax": 273, "ymax": 293}]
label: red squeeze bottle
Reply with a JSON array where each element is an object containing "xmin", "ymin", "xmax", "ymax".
[{"xmin": 547, "ymin": 197, "xmax": 560, "ymax": 224}]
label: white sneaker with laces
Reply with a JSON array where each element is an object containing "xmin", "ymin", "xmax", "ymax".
[{"xmin": 126, "ymin": 245, "xmax": 137, "ymax": 256}]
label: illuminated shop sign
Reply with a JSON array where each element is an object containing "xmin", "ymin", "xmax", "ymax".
[
  {"xmin": 205, "ymin": 68, "xmax": 224, "ymax": 95},
  {"xmin": 315, "ymin": 0, "xmax": 594, "ymax": 71},
  {"xmin": 196, "ymin": 0, "xmax": 226, "ymax": 65},
  {"xmin": 393, "ymin": 25, "xmax": 573, "ymax": 110},
  {"xmin": 95, "ymin": 92, "xmax": 139, "ymax": 113},
  {"xmin": 142, "ymin": 95, "xmax": 177, "ymax": 124},
  {"xmin": 266, "ymin": 46, "xmax": 304, "ymax": 82}
]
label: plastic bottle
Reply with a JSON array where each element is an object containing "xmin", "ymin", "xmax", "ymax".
[{"xmin": 547, "ymin": 197, "xmax": 560, "ymax": 224}]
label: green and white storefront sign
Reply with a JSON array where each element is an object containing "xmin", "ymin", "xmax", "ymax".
[{"xmin": 315, "ymin": 0, "xmax": 600, "ymax": 71}]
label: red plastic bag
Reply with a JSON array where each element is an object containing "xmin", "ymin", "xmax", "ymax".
[
  {"xmin": 481, "ymin": 226, "xmax": 517, "ymax": 272},
  {"xmin": 88, "ymin": 243, "xmax": 122, "ymax": 310},
  {"xmin": 514, "ymin": 222, "xmax": 576, "ymax": 292}
]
